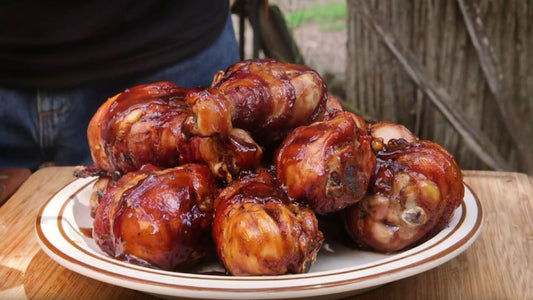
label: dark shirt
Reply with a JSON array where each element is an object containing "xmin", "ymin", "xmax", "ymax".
[{"xmin": 0, "ymin": 0, "xmax": 229, "ymax": 88}]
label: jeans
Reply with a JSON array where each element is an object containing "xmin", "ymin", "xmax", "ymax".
[{"xmin": 0, "ymin": 14, "xmax": 239, "ymax": 171}]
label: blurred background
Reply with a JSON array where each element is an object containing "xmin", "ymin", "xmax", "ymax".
[
  {"xmin": 233, "ymin": 0, "xmax": 348, "ymax": 98},
  {"xmin": 232, "ymin": 0, "xmax": 532, "ymax": 174}
]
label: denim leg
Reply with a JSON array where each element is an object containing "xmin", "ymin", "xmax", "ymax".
[
  {"xmin": 38, "ymin": 89, "xmax": 103, "ymax": 167},
  {"xmin": 0, "ymin": 88, "xmax": 103, "ymax": 170},
  {"xmin": 0, "ymin": 89, "xmax": 43, "ymax": 170}
]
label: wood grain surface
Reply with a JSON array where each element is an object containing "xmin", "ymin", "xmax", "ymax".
[
  {"xmin": 0, "ymin": 167, "xmax": 531, "ymax": 299},
  {"xmin": 0, "ymin": 168, "xmax": 31, "ymax": 206}
]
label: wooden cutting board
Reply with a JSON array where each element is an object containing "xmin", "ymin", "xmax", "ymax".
[{"xmin": 0, "ymin": 168, "xmax": 31, "ymax": 206}]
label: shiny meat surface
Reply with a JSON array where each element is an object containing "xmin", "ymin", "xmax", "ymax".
[
  {"xmin": 87, "ymin": 81, "xmax": 262, "ymax": 179},
  {"xmin": 316, "ymin": 95, "xmax": 344, "ymax": 121},
  {"xmin": 92, "ymin": 164, "xmax": 217, "ymax": 271},
  {"xmin": 187, "ymin": 59, "xmax": 328, "ymax": 145},
  {"xmin": 212, "ymin": 169, "xmax": 324, "ymax": 275},
  {"xmin": 88, "ymin": 81, "xmax": 188, "ymax": 174},
  {"xmin": 342, "ymin": 141, "xmax": 464, "ymax": 252},
  {"xmin": 275, "ymin": 111, "xmax": 376, "ymax": 214},
  {"xmin": 188, "ymin": 128, "xmax": 263, "ymax": 182}
]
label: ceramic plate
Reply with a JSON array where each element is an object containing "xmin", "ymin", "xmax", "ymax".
[{"xmin": 35, "ymin": 177, "xmax": 483, "ymax": 299}]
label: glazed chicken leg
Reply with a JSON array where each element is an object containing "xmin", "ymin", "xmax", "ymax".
[
  {"xmin": 342, "ymin": 140, "xmax": 464, "ymax": 252},
  {"xmin": 93, "ymin": 164, "xmax": 218, "ymax": 271},
  {"xmin": 78, "ymin": 58, "xmax": 467, "ymax": 276},
  {"xmin": 186, "ymin": 59, "xmax": 328, "ymax": 145},
  {"xmin": 87, "ymin": 81, "xmax": 262, "ymax": 180},
  {"xmin": 275, "ymin": 111, "xmax": 376, "ymax": 214},
  {"xmin": 212, "ymin": 169, "xmax": 324, "ymax": 275}
]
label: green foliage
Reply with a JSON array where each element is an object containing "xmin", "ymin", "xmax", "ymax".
[{"xmin": 284, "ymin": 2, "xmax": 347, "ymax": 31}]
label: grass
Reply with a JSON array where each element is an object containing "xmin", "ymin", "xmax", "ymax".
[{"xmin": 283, "ymin": 2, "xmax": 347, "ymax": 31}]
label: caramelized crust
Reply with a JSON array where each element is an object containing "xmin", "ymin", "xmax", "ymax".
[
  {"xmin": 342, "ymin": 141, "xmax": 464, "ymax": 252},
  {"xmin": 87, "ymin": 81, "xmax": 262, "ymax": 180},
  {"xmin": 275, "ymin": 111, "xmax": 376, "ymax": 214},
  {"xmin": 187, "ymin": 59, "xmax": 328, "ymax": 145},
  {"xmin": 88, "ymin": 81, "xmax": 189, "ymax": 174},
  {"xmin": 212, "ymin": 169, "xmax": 324, "ymax": 275},
  {"xmin": 369, "ymin": 121, "xmax": 418, "ymax": 152},
  {"xmin": 92, "ymin": 164, "xmax": 217, "ymax": 271}
]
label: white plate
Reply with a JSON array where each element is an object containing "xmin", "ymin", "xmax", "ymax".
[{"xmin": 35, "ymin": 177, "xmax": 483, "ymax": 299}]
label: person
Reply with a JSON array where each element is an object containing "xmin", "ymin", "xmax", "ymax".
[{"xmin": 0, "ymin": 1, "xmax": 240, "ymax": 171}]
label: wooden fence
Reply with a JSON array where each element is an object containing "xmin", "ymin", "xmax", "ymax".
[{"xmin": 346, "ymin": 0, "xmax": 532, "ymax": 174}]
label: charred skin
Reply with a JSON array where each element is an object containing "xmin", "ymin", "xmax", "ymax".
[
  {"xmin": 275, "ymin": 111, "xmax": 376, "ymax": 215},
  {"xmin": 342, "ymin": 141, "xmax": 464, "ymax": 252},
  {"xmin": 92, "ymin": 164, "xmax": 217, "ymax": 271},
  {"xmin": 186, "ymin": 59, "xmax": 328, "ymax": 146},
  {"xmin": 212, "ymin": 169, "xmax": 324, "ymax": 276},
  {"xmin": 369, "ymin": 121, "xmax": 418, "ymax": 152},
  {"xmin": 87, "ymin": 81, "xmax": 262, "ymax": 180}
]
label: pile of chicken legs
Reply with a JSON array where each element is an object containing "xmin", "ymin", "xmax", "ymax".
[{"xmin": 76, "ymin": 59, "xmax": 464, "ymax": 276}]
